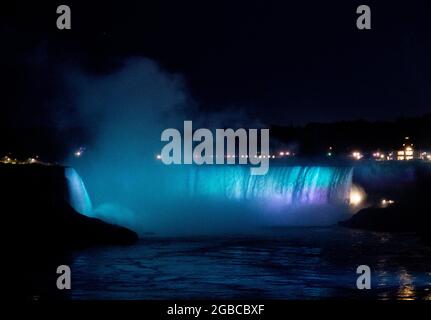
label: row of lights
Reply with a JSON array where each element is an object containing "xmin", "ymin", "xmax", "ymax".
[
  {"xmin": 352, "ymin": 151, "xmax": 363, "ymax": 160},
  {"xmin": 330, "ymin": 137, "xmax": 431, "ymax": 161},
  {"xmin": 1, "ymin": 155, "xmax": 40, "ymax": 165},
  {"xmin": 278, "ymin": 151, "xmax": 292, "ymax": 157},
  {"xmin": 420, "ymin": 152, "xmax": 431, "ymax": 161},
  {"xmin": 372, "ymin": 151, "xmax": 387, "ymax": 160},
  {"xmin": 156, "ymin": 151, "xmax": 294, "ymax": 160},
  {"xmin": 156, "ymin": 154, "xmax": 290, "ymax": 160},
  {"xmin": 351, "ymin": 150, "xmax": 431, "ymax": 161}
]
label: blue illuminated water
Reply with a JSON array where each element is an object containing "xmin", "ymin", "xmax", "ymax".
[
  {"xmin": 63, "ymin": 166, "xmax": 431, "ymax": 300},
  {"xmin": 184, "ymin": 166, "xmax": 352, "ymax": 205},
  {"xmin": 69, "ymin": 227, "xmax": 431, "ymax": 300},
  {"xmin": 65, "ymin": 167, "xmax": 93, "ymax": 215},
  {"xmin": 66, "ymin": 165, "xmax": 354, "ymax": 235}
]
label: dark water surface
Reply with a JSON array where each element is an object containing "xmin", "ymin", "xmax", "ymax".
[{"xmin": 70, "ymin": 227, "xmax": 431, "ymax": 300}]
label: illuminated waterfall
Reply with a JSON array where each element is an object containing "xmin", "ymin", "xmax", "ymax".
[
  {"xmin": 65, "ymin": 167, "xmax": 93, "ymax": 216},
  {"xmin": 184, "ymin": 166, "xmax": 353, "ymax": 206},
  {"xmin": 70, "ymin": 164, "xmax": 354, "ymax": 234}
]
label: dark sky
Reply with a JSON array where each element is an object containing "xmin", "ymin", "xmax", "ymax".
[{"xmin": 1, "ymin": 0, "xmax": 431, "ymax": 126}]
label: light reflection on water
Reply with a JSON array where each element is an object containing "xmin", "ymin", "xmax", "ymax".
[
  {"xmin": 70, "ymin": 227, "xmax": 431, "ymax": 300},
  {"xmin": 397, "ymin": 269, "xmax": 415, "ymax": 300}
]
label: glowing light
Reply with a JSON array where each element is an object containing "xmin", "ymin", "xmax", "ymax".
[
  {"xmin": 350, "ymin": 192, "xmax": 362, "ymax": 206},
  {"xmin": 279, "ymin": 151, "xmax": 290, "ymax": 157},
  {"xmin": 352, "ymin": 151, "xmax": 363, "ymax": 160},
  {"xmin": 372, "ymin": 151, "xmax": 386, "ymax": 160},
  {"xmin": 156, "ymin": 154, "xmax": 162, "ymax": 160},
  {"xmin": 381, "ymin": 199, "xmax": 395, "ymax": 207},
  {"xmin": 349, "ymin": 185, "xmax": 365, "ymax": 206},
  {"xmin": 405, "ymin": 147, "xmax": 413, "ymax": 156},
  {"xmin": 74, "ymin": 147, "xmax": 85, "ymax": 158},
  {"xmin": 398, "ymin": 144, "xmax": 414, "ymax": 160}
]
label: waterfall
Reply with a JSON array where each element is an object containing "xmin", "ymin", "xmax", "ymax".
[
  {"xmin": 64, "ymin": 167, "xmax": 93, "ymax": 216},
  {"xmin": 185, "ymin": 166, "xmax": 353, "ymax": 206},
  {"xmin": 72, "ymin": 164, "xmax": 353, "ymax": 234}
]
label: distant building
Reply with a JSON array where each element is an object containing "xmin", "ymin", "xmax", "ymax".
[{"xmin": 397, "ymin": 137, "xmax": 414, "ymax": 161}]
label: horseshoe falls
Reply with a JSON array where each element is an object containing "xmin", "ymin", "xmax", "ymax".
[
  {"xmin": 70, "ymin": 163, "xmax": 353, "ymax": 235},
  {"xmin": 185, "ymin": 166, "xmax": 352, "ymax": 205}
]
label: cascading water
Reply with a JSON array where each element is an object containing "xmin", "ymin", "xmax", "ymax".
[
  {"xmin": 62, "ymin": 61, "xmax": 356, "ymax": 234},
  {"xmin": 184, "ymin": 166, "xmax": 353, "ymax": 206},
  {"xmin": 72, "ymin": 163, "xmax": 354, "ymax": 235},
  {"xmin": 64, "ymin": 167, "xmax": 93, "ymax": 216}
]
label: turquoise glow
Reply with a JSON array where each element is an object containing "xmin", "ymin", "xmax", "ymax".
[
  {"xmin": 184, "ymin": 166, "xmax": 352, "ymax": 205},
  {"xmin": 66, "ymin": 163, "xmax": 353, "ymax": 234},
  {"xmin": 65, "ymin": 167, "xmax": 93, "ymax": 216}
]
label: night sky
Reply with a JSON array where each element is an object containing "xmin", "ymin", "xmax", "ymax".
[{"xmin": 1, "ymin": 0, "xmax": 431, "ymax": 128}]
